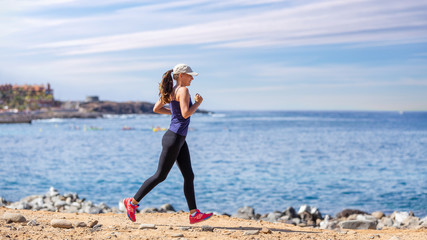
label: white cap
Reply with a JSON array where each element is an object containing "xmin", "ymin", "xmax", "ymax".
[{"xmin": 173, "ymin": 63, "xmax": 198, "ymax": 76}]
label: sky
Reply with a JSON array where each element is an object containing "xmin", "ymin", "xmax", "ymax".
[{"xmin": 1, "ymin": 0, "xmax": 427, "ymax": 111}]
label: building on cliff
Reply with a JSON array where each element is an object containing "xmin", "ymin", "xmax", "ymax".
[{"xmin": 0, "ymin": 83, "xmax": 57, "ymax": 112}]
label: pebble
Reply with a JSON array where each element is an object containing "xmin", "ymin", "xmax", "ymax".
[
  {"xmin": 2, "ymin": 212, "xmax": 27, "ymax": 223},
  {"xmin": 88, "ymin": 220, "xmax": 98, "ymax": 228},
  {"xmin": 243, "ymin": 230, "xmax": 260, "ymax": 235},
  {"xmin": 171, "ymin": 233, "xmax": 184, "ymax": 238},
  {"xmin": 201, "ymin": 225, "xmax": 214, "ymax": 232},
  {"xmin": 51, "ymin": 219, "xmax": 73, "ymax": 229},
  {"xmin": 27, "ymin": 219, "xmax": 38, "ymax": 226},
  {"xmin": 75, "ymin": 222, "xmax": 87, "ymax": 227},
  {"xmin": 388, "ymin": 236, "xmax": 401, "ymax": 240},
  {"xmin": 139, "ymin": 224, "xmax": 157, "ymax": 229},
  {"xmin": 260, "ymin": 227, "xmax": 272, "ymax": 234},
  {"xmin": 178, "ymin": 226, "xmax": 191, "ymax": 231}
]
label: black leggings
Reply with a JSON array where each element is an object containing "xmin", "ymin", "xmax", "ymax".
[{"xmin": 133, "ymin": 130, "xmax": 197, "ymax": 210}]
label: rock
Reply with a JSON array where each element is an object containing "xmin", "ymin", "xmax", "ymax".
[
  {"xmin": 402, "ymin": 216, "xmax": 420, "ymax": 229},
  {"xmin": 88, "ymin": 220, "xmax": 99, "ymax": 228},
  {"xmin": 260, "ymin": 212, "xmax": 282, "ymax": 222},
  {"xmin": 298, "ymin": 205, "xmax": 311, "ymax": 215},
  {"xmin": 29, "ymin": 197, "xmax": 44, "ymax": 210},
  {"xmin": 54, "ymin": 200, "xmax": 67, "ymax": 208},
  {"xmin": 283, "ymin": 207, "xmax": 298, "ymax": 219},
  {"xmin": 291, "ymin": 218, "xmax": 301, "ymax": 225},
  {"xmin": 371, "ymin": 211, "xmax": 385, "ymax": 219},
  {"xmin": 260, "ymin": 227, "xmax": 272, "ymax": 234},
  {"xmin": 278, "ymin": 215, "xmax": 290, "ymax": 222},
  {"xmin": 141, "ymin": 208, "xmax": 158, "ymax": 213},
  {"xmin": 377, "ymin": 217, "xmax": 393, "ymax": 229},
  {"xmin": 356, "ymin": 214, "xmax": 377, "ymax": 221},
  {"xmin": 232, "ymin": 206, "xmax": 255, "ymax": 220},
  {"xmin": 47, "ymin": 187, "xmax": 60, "ymax": 197},
  {"xmin": 27, "ymin": 219, "xmax": 38, "ymax": 226},
  {"xmin": 201, "ymin": 225, "xmax": 214, "ymax": 232},
  {"xmin": 243, "ymin": 230, "xmax": 260, "ymax": 235},
  {"xmin": 2, "ymin": 212, "xmax": 27, "ymax": 223},
  {"xmin": 6, "ymin": 201, "xmax": 31, "ymax": 210},
  {"xmin": 51, "ymin": 219, "xmax": 73, "ymax": 229},
  {"xmin": 392, "ymin": 212, "xmax": 410, "ymax": 223},
  {"xmin": 178, "ymin": 226, "xmax": 191, "ymax": 231},
  {"xmin": 75, "ymin": 222, "xmax": 87, "ymax": 227},
  {"xmin": 86, "ymin": 206, "xmax": 103, "ymax": 214},
  {"xmin": 139, "ymin": 224, "xmax": 157, "ymax": 229},
  {"xmin": 388, "ymin": 236, "xmax": 400, "ymax": 240},
  {"xmin": 310, "ymin": 207, "xmax": 322, "ymax": 220},
  {"xmin": 171, "ymin": 233, "xmax": 184, "ymax": 238},
  {"xmin": 336, "ymin": 209, "xmax": 368, "ymax": 219},
  {"xmin": 159, "ymin": 203, "xmax": 175, "ymax": 212},
  {"xmin": 320, "ymin": 215, "xmax": 337, "ymax": 230},
  {"xmin": 339, "ymin": 220, "xmax": 377, "ymax": 230}
]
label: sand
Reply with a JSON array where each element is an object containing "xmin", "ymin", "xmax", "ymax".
[{"xmin": 1, "ymin": 207, "xmax": 426, "ymax": 240}]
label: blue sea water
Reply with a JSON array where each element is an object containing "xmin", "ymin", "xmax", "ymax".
[{"xmin": 1, "ymin": 111, "xmax": 426, "ymax": 217}]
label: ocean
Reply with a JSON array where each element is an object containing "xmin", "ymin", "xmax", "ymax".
[{"xmin": 1, "ymin": 111, "xmax": 426, "ymax": 217}]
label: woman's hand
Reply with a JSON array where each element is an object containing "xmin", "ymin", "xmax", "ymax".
[{"xmin": 195, "ymin": 93, "xmax": 203, "ymax": 104}]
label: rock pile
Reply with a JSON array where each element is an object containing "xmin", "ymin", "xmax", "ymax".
[
  {"xmin": 4, "ymin": 187, "xmax": 115, "ymax": 214},
  {"xmin": 232, "ymin": 206, "xmax": 427, "ymax": 230},
  {"xmin": 319, "ymin": 209, "xmax": 427, "ymax": 230},
  {"xmin": 3, "ymin": 188, "xmax": 427, "ymax": 231},
  {"xmin": 232, "ymin": 205, "xmax": 322, "ymax": 227}
]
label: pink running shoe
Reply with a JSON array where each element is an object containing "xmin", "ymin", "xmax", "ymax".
[
  {"xmin": 123, "ymin": 198, "xmax": 139, "ymax": 222},
  {"xmin": 189, "ymin": 209, "xmax": 213, "ymax": 224}
]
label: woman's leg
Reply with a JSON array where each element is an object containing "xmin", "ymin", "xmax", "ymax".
[
  {"xmin": 176, "ymin": 141, "xmax": 197, "ymax": 211},
  {"xmin": 133, "ymin": 130, "xmax": 185, "ymax": 202}
]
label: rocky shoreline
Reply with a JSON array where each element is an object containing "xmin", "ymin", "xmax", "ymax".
[
  {"xmin": 1, "ymin": 188, "xmax": 426, "ymax": 231},
  {"xmin": 0, "ymin": 101, "xmax": 211, "ymax": 124}
]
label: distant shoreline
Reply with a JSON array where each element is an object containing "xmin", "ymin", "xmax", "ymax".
[{"xmin": 0, "ymin": 100, "xmax": 211, "ymax": 124}]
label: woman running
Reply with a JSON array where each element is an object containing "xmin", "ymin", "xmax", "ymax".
[{"xmin": 123, "ymin": 64, "xmax": 213, "ymax": 224}]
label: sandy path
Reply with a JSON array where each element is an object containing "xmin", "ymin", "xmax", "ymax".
[{"xmin": 1, "ymin": 207, "xmax": 426, "ymax": 240}]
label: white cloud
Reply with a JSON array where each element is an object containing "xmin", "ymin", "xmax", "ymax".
[{"xmin": 12, "ymin": 0, "xmax": 424, "ymax": 56}]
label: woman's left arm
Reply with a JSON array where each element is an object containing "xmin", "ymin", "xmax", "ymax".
[
  {"xmin": 153, "ymin": 99, "xmax": 171, "ymax": 115},
  {"xmin": 178, "ymin": 87, "xmax": 202, "ymax": 119}
]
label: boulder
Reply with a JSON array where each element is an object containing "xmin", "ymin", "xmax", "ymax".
[
  {"xmin": 6, "ymin": 201, "xmax": 31, "ymax": 210},
  {"xmin": 392, "ymin": 212, "xmax": 410, "ymax": 224},
  {"xmin": 51, "ymin": 219, "xmax": 73, "ymax": 229},
  {"xmin": 232, "ymin": 206, "xmax": 255, "ymax": 220},
  {"xmin": 336, "ymin": 209, "xmax": 368, "ymax": 219},
  {"xmin": 141, "ymin": 207, "xmax": 159, "ymax": 213},
  {"xmin": 282, "ymin": 207, "xmax": 298, "ymax": 219},
  {"xmin": 402, "ymin": 216, "xmax": 420, "ymax": 229},
  {"xmin": 298, "ymin": 205, "xmax": 311, "ymax": 215},
  {"xmin": 377, "ymin": 217, "xmax": 393, "ymax": 229},
  {"xmin": 2, "ymin": 212, "xmax": 26, "ymax": 223},
  {"xmin": 339, "ymin": 220, "xmax": 377, "ymax": 230},
  {"xmin": 159, "ymin": 203, "xmax": 175, "ymax": 212},
  {"xmin": 260, "ymin": 212, "xmax": 282, "ymax": 222},
  {"xmin": 356, "ymin": 214, "xmax": 377, "ymax": 221},
  {"xmin": 371, "ymin": 211, "xmax": 385, "ymax": 219}
]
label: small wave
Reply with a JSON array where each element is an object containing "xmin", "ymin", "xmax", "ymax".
[
  {"xmin": 34, "ymin": 118, "xmax": 64, "ymax": 123},
  {"xmin": 209, "ymin": 113, "xmax": 226, "ymax": 118}
]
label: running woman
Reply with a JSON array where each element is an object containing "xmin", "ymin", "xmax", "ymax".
[{"xmin": 123, "ymin": 64, "xmax": 213, "ymax": 224}]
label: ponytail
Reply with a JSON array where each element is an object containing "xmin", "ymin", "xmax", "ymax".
[{"xmin": 159, "ymin": 69, "xmax": 174, "ymax": 104}]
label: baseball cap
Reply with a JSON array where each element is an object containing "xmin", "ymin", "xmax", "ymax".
[{"xmin": 173, "ymin": 64, "xmax": 198, "ymax": 76}]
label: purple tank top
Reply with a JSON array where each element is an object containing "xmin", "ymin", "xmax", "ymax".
[{"xmin": 169, "ymin": 99, "xmax": 192, "ymax": 136}]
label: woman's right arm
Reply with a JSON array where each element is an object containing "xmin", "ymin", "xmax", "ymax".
[{"xmin": 153, "ymin": 99, "xmax": 171, "ymax": 115}]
